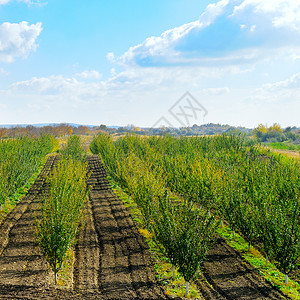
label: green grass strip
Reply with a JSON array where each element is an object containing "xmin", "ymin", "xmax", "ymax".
[{"xmin": 217, "ymin": 226, "xmax": 300, "ymax": 300}]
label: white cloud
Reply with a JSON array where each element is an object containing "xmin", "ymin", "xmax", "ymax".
[
  {"xmin": 0, "ymin": 0, "xmax": 45, "ymax": 5},
  {"xmin": 0, "ymin": 68, "xmax": 8, "ymax": 75},
  {"xmin": 262, "ymin": 73, "xmax": 300, "ymax": 91},
  {"xmin": 10, "ymin": 74, "xmax": 108, "ymax": 101},
  {"xmin": 112, "ymin": 0, "xmax": 300, "ymax": 68},
  {"xmin": 233, "ymin": 0, "xmax": 300, "ymax": 31},
  {"xmin": 8, "ymin": 64, "xmax": 247, "ymax": 101},
  {"xmin": 0, "ymin": 21, "xmax": 42, "ymax": 63},
  {"xmin": 106, "ymin": 52, "xmax": 115, "ymax": 62},
  {"xmin": 119, "ymin": 0, "xmax": 229, "ymax": 66},
  {"xmin": 75, "ymin": 70, "xmax": 102, "ymax": 80},
  {"xmin": 202, "ymin": 87, "xmax": 230, "ymax": 95}
]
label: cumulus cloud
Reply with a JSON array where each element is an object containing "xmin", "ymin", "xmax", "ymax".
[
  {"xmin": 0, "ymin": 21, "xmax": 42, "ymax": 63},
  {"xmin": 113, "ymin": 0, "xmax": 300, "ymax": 68},
  {"xmin": 119, "ymin": 0, "xmax": 229, "ymax": 66},
  {"xmin": 233, "ymin": 0, "xmax": 300, "ymax": 31}
]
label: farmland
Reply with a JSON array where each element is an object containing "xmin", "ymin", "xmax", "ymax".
[
  {"xmin": 90, "ymin": 133, "xmax": 300, "ymax": 299},
  {"xmin": 0, "ymin": 133, "xmax": 299, "ymax": 299}
]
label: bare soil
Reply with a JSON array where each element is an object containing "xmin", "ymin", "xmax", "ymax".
[
  {"xmin": 196, "ymin": 237, "xmax": 288, "ymax": 299},
  {"xmin": 80, "ymin": 155, "xmax": 169, "ymax": 299}
]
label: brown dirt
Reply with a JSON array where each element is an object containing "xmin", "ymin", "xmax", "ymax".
[
  {"xmin": 196, "ymin": 237, "xmax": 289, "ymax": 299},
  {"xmin": 0, "ymin": 156, "xmax": 57, "ymax": 288},
  {"xmin": 82, "ymin": 155, "xmax": 169, "ymax": 299}
]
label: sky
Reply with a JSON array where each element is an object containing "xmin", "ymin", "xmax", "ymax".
[{"xmin": 0, "ymin": 0, "xmax": 300, "ymax": 128}]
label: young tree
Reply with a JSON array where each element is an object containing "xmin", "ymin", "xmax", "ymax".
[
  {"xmin": 150, "ymin": 196, "xmax": 217, "ymax": 296},
  {"xmin": 35, "ymin": 158, "xmax": 88, "ymax": 284}
]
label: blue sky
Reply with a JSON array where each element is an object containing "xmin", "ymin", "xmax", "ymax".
[{"xmin": 0, "ymin": 0, "xmax": 300, "ymax": 128}]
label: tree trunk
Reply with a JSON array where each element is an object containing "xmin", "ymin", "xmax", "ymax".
[
  {"xmin": 285, "ymin": 274, "xmax": 288, "ymax": 285},
  {"xmin": 172, "ymin": 265, "xmax": 175, "ymax": 280}
]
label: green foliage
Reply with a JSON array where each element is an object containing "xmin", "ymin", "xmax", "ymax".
[
  {"xmin": 0, "ymin": 135, "xmax": 57, "ymax": 206},
  {"xmin": 35, "ymin": 157, "xmax": 88, "ymax": 284},
  {"xmin": 90, "ymin": 134, "xmax": 218, "ymax": 292},
  {"xmin": 91, "ymin": 133, "xmax": 300, "ymax": 284},
  {"xmin": 60, "ymin": 135, "xmax": 86, "ymax": 162},
  {"xmin": 151, "ymin": 196, "xmax": 217, "ymax": 283},
  {"xmin": 254, "ymin": 123, "xmax": 299, "ymax": 142}
]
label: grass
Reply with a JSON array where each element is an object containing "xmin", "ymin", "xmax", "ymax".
[
  {"xmin": 217, "ymin": 226, "xmax": 300, "ymax": 300},
  {"xmin": 263, "ymin": 142, "xmax": 300, "ymax": 151},
  {"xmin": 261, "ymin": 142, "xmax": 300, "ymax": 160}
]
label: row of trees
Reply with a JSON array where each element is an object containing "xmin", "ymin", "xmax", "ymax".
[
  {"xmin": 90, "ymin": 134, "xmax": 218, "ymax": 295},
  {"xmin": 254, "ymin": 123, "xmax": 299, "ymax": 142},
  {"xmin": 0, "ymin": 135, "xmax": 57, "ymax": 206},
  {"xmin": 35, "ymin": 136, "xmax": 89, "ymax": 284},
  {"xmin": 111, "ymin": 134, "xmax": 300, "ymax": 285}
]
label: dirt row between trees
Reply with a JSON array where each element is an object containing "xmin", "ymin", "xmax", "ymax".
[
  {"xmin": 0, "ymin": 154, "xmax": 290, "ymax": 299},
  {"xmin": 76, "ymin": 155, "xmax": 169, "ymax": 299},
  {"xmin": 196, "ymin": 237, "xmax": 288, "ymax": 299}
]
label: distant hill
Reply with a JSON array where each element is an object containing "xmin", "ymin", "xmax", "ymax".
[{"xmin": 0, "ymin": 123, "xmax": 121, "ymax": 129}]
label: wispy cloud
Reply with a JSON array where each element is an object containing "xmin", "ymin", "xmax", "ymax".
[
  {"xmin": 0, "ymin": 0, "xmax": 46, "ymax": 6},
  {"xmin": 0, "ymin": 68, "xmax": 8, "ymax": 75},
  {"xmin": 262, "ymin": 73, "xmax": 300, "ymax": 91},
  {"xmin": 75, "ymin": 70, "xmax": 102, "ymax": 80}
]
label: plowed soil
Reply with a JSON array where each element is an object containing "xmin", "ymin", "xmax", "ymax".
[
  {"xmin": 79, "ymin": 155, "xmax": 168, "ymax": 299},
  {"xmin": 0, "ymin": 154, "xmax": 290, "ymax": 299},
  {"xmin": 196, "ymin": 237, "xmax": 288, "ymax": 299}
]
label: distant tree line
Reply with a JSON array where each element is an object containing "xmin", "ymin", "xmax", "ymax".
[
  {"xmin": 253, "ymin": 123, "xmax": 300, "ymax": 143},
  {"xmin": 0, "ymin": 122, "xmax": 299, "ymax": 140}
]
